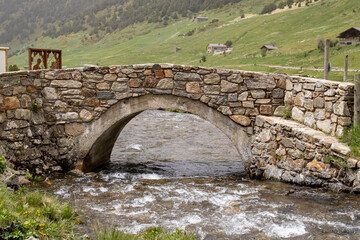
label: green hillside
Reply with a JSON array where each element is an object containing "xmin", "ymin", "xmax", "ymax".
[{"xmin": 8, "ymin": 0, "xmax": 360, "ymax": 81}]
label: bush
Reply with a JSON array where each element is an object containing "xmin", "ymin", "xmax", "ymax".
[
  {"xmin": 0, "ymin": 156, "xmax": 7, "ymax": 174},
  {"xmin": 341, "ymin": 124, "xmax": 360, "ymax": 157},
  {"xmin": 261, "ymin": 3, "xmax": 277, "ymax": 14},
  {"xmin": 9, "ymin": 64, "xmax": 20, "ymax": 71},
  {"xmin": 224, "ymin": 40, "xmax": 233, "ymax": 48}
]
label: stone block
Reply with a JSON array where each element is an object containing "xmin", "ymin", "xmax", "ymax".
[
  {"xmin": 4, "ymin": 97, "xmax": 20, "ymax": 110},
  {"xmin": 103, "ymin": 73, "xmax": 117, "ymax": 81},
  {"xmin": 112, "ymin": 82, "xmax": 128, "ymax": 92},
  {"xmin": 294, "ymin": 92, "xmax": 305, "ymax": 107},
  {"xmin": 230, "ymin": 115, "xmax": 251, "ymax": 126},
  {"xmin": 314, "ymin": 97, "xmax": 325, "ymax": 108},
  {"xmin": 243, "ymin": 101, "xmax": 254, "ymax": 108},
  {"xmin": 157, "ymin": 79, "xmax": 174, "ymax": 90},
  {"xmin": 228, "ymin": 73, "xmax": 243, "ymax": 83},
  {"xmin": 246, "ymin": 78, "xmax": 276, "ymax": 90},
  {"xmin": 316, "ymin": 119, "xmax": 332, "ymax": 134},
  {"xmin": 338, "ymin": 117, "xmax": 351, "ymax": 126},
  {"xmin": 271, "ymin": 88, "xmax": 284, "ymax": 99},
  {"xmin": 185, "ymin": 82, "xmax": 201, "ymax": 93},
  {"xmin": 129, "ymin": 79, "xmax": 141, "ymax": 88},
  {"xmin": 15, "ymin": 109, "xmax": 31, "ymax": 120},
  {"xmin": 174, "ymin": 72, "xmax": 201, "ymax": 81},
  {"xmin": 97, "ymin": 91, "xmax": 115, "ymax": 99},
  {"xmin": 164, "ymin": 69, "xmax": 173, "ymax": 78},
  {"xmin": 221, "ymin": 80, "xmax": 238, "ymax": 93},
  {"xmin": 304, "ymin": 99, "xmax": 314, "ymax": 111},
  {"xmin": 250, "ymin": 90, "xmax": 265, "ymax": 98},
  {"xmin": 80, "ymin": 109, "xmax": 93, "ymax": 122},
  {"xmin": 154, "ymin": 70, "xmax": 165, "ymax": 79},
  {"xmin": 203, "ymin": 85, "xmax": 220, "ymax": 95},
  {"xmin": 228, "ymin": 93, "xmax": 238, "ymax": 102},
  {"xmin": 292, "ymin": 107, "xmax": 304, "ymax": 122},
  {"xmin": 260, "ymin": 105, "xmax": 272, "ymax": 115},
  {"xmin": 204, "ymin": 73, "xmax": 220, "ymax": 84},
  {"xmin": 314, "ymin": 109, "xmax": 325, "ymax": 120},
  {"xmin": 96, "ymin": 82, "xmax": 111, "ymax": 90},
  {"xmin": 51, "ymin": 80, "xmax": 82, "ymax": 88},
  {"xmin": 333, "ymin": 101, "xmax": 350, "ymax": 116},
  {"xmin": 304, "ymin": 112, "xmax": 316, "ymax": 127},
  {"xmin": 143, "ymin": 76, "xmax": 158, "ymax": 88}
]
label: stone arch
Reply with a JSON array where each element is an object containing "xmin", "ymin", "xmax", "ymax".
[{"xmin": 76, "ymin": 94, "xmax": 252, "ymax": 173}]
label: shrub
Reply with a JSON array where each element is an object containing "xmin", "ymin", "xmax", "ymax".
[
  {"xmin": 261, "ymin": 3, "xmax": 277, "ymax": 14},
  {"xmin": 224, "ymin": 40, "xmax": 233, "ymax": 48},
  {"xmin": 0, "ymin": 155, "xmax": 7, "ymax": 174},
  {"xmin": 9, "ymin": 64, "xmax": 20, "ymax": 71}
]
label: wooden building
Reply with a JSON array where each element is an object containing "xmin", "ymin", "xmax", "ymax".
[
  {"xmin": 260, "ymin": 45, "xmax": 278, "ymax": 51},
  {"xmin": 194, "ymin": 17, "xmax": 208, "ymax": 23},
  {"xmin": 0, "ymin": 47, "xmax": 9, "ymax": 73},
  {"xmin": 207, "ymin": 44, "xmax": 227, "ymax": 53},
  {"xmin": 337, "ymin": 27, "xmax": 360, "ymax": 45}
]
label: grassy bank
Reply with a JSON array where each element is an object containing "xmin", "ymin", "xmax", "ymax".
[{"xmin": 0, "ymin": 183, "xmax": 81, "ymax": 239}]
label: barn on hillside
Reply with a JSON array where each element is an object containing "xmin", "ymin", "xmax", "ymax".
[{"xmin": 337, "ymin": 27, "xmax": 360, "ymax": 45}]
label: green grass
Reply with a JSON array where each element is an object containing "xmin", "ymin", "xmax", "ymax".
[
  {"xmin": 95, "ymin": 226, "xmax": 196, "ymax": 240},
  {"xmin": 8, "ymin": 0, "xmax": 360, "ymax": 82},
  {"xmin": 340, "ymin": 124, "xmax": 360, "ymax": 158},
  {"xmin": 0, "ymin": 183, "xmax": 82, "ymax": 239}
]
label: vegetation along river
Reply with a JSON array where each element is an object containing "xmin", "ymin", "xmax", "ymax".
[{"xmin": 42, "ymin": 110, "xmax": 360, "ymax": 239}]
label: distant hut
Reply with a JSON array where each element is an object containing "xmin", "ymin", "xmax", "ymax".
[
  {"xmin": 172, "ymin": 46, "xmax": 182, "ymax": 52},
  {"xmin": 337, "ymin": 27, "xmax": 360, "ymax": 45},
  {"xmin": 260, "ymin": 45, "xmax": 278, "ymax": 51},
  {"xmin": 0, "ymin": 47, "xmax": 9, "ymax": 73},
  {"xmin": 194, "ymin": 17, "xmax": 208, "ymax": 23},
  {"xmin": 207, "ymin": 44, "xmax": 227, "ymax": 53}
]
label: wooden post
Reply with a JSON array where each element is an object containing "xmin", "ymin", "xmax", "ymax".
[
  {"xmin": 355, "ymin": 74, "xmax": 360, "ymax": 127},
  {"xmin": 344, "ymin": 55, "xmax": 348, "ymax": 82},
  {"xmin": 324, "ymin": 39, "xmax": 330, "ymax": 80}
]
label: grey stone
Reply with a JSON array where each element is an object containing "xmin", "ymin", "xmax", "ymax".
[
  {"xmin": 316, "ymin": 119, "xmax": 332, "ymax": 134},
  {"xmin": 80, "ymin": 109, "xmax": 93, "ymax": 122},
  {"xmin": 230, "ymin": 115, "xmax": 251, "ymax": 126},
  {"xmin": 228, "ymin": 73, "xmax": 243, "ymax": 83},
  {"xmin": 112, "ymin": 82, "xmax": 128, "ymax": 92},
  {"xmin": 250, "ymin": 90, "xmax": 266, "ymax": 98},
  {"xmin": 97, "ymin": 91, "xmax": 115, "ymax": 99},
  {"xmin": 174, "ymin": 72, "xmax": 201, "ymax": 81},
  {"xmin": 271, "ymin": 88, "xmax": 284, "ymax": 99},
  {"xmin": 333, "ymin": 101, "xmax": 350, "ymax": 116},
  {"xmin": 264, "ymin": 165, "xmax": 283, "ymax": 180},
  {"xmin": 228, "ymin": 93, "xmax": 238, "ymax": 102},
  {"xmin": 157, "ymin": 79, "xmax": 174, "ymax": 90},
  {"xmin": 292, "ymin": 107, "xmax": 304, "ymax": 122},
  {"xmin": 294, "ymin": 92, "xmax": 305, "ymax": 107},
  {"xmin": 15, "ymin": 109, "xmax": 31, "ymax": 120},
  {"xmin": 314, "ymin": 109, "xmax": 325, "ymax": 120},
  {"xmin": 314, "ymin": 97, "xmax": 325, "ymax": 108},
  {"xmin": 304, "ymin": 112, "xmax": 316, "ymax": 127},
  {"xmin": 203, "ymin": 85, "xmax": 220, "ymax": 94},
  {"xmin": 50, "ymin": 80, "xmax": 82, "ymax": 88},
  {"xmin": 281, "ymin": 138, "xmax": 294, "ymax": 148},
  {"xmin": 238, "ymin": 92, "xmax": 248, "ymax": 101},
  {"xmin": 246, "ymin": 78, "xmax": 276, "ymax": 90},
  {"xmin": 204, "ymin": 73, "xmax": 220, "ymax": 84},
  {"xmin": 221, "ymin": 80, "xmax": 238, "ymax": 93}
]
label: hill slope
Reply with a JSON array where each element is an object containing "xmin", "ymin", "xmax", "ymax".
[{"xmin": 7, "ymin": 0, "xmax": 360, "ymax": 81}]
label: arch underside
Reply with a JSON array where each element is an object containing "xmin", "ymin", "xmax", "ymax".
[{"xmin": 78, "ymin": 94, "xmax": 252, "ymax": 173}]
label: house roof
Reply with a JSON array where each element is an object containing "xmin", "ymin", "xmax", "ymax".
[
  {"xmin": 337, "ymin": 27, "xmax": 360, "ymax": 38},
  {"xmin": 260, "ymin": 45, "xmax": 278, "ymax": 50},
  {"xmin": 208, "ymin": 44, "xmax": 227, "ymax": 48}
]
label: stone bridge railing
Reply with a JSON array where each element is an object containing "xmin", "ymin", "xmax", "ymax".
[{"xmin": 0, "ymin": 64, "xmax": 358, "ymax": 192}]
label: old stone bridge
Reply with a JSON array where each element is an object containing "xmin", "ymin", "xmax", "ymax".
[{"xmin": 0, "ymin": 64, "xmax": 359, "ymax": 193}]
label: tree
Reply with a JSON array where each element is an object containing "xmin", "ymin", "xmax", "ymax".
[
  {"xmin": 261, "ymin": 3, "xmax": 277, "ymax": 14},
  {"xmin": 224, "ymin": 40, "xmax": 233, "ymax": 48},
  {"xmin": 261, "ymin": 48, "xmax": 267, "ymax": 57},
  {"xmin": 201, "ymin": 55, "xmax": 207, "ymax": 62}
]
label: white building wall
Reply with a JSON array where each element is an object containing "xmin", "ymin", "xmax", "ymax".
[{"xmin": 0, "ymin": 50, "xmax": 6, "ymax": 73}]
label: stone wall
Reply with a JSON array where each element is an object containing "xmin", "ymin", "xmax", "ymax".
[
  {"xmin": 283, "ymin": 77, "xmax": 354, "ymax": 137},
  {"xmin": 0, "ymin": 64, "xmax": 287, "ymax": 175},
  {"xmin": 251, "ymin": 115, "xmax": 360, "ymax": 193}
]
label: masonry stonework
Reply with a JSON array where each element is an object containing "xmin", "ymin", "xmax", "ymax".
[{"xmin": 0, "ymin": 64, "xmax": 358, "ymax": 192}]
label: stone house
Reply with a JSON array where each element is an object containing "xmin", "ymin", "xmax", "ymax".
[
  {"xmin": 337, "ymin": 27, "xmax": 360, "ymax": 45},
  {"xmin": 207, "ymin": 44, "xmax": 227, "ymax": 53},
  {"xmin": 194, "ymin": 17, "xmax": 208, "ymax": 23},
  {"xmin": 260, "ymin": 45, "xmax": 278, "ymax": 51}
]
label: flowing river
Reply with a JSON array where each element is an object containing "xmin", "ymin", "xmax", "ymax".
[{"xmin": 42, "ymin": 110, "xmax": 360, "ymax": 239}]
